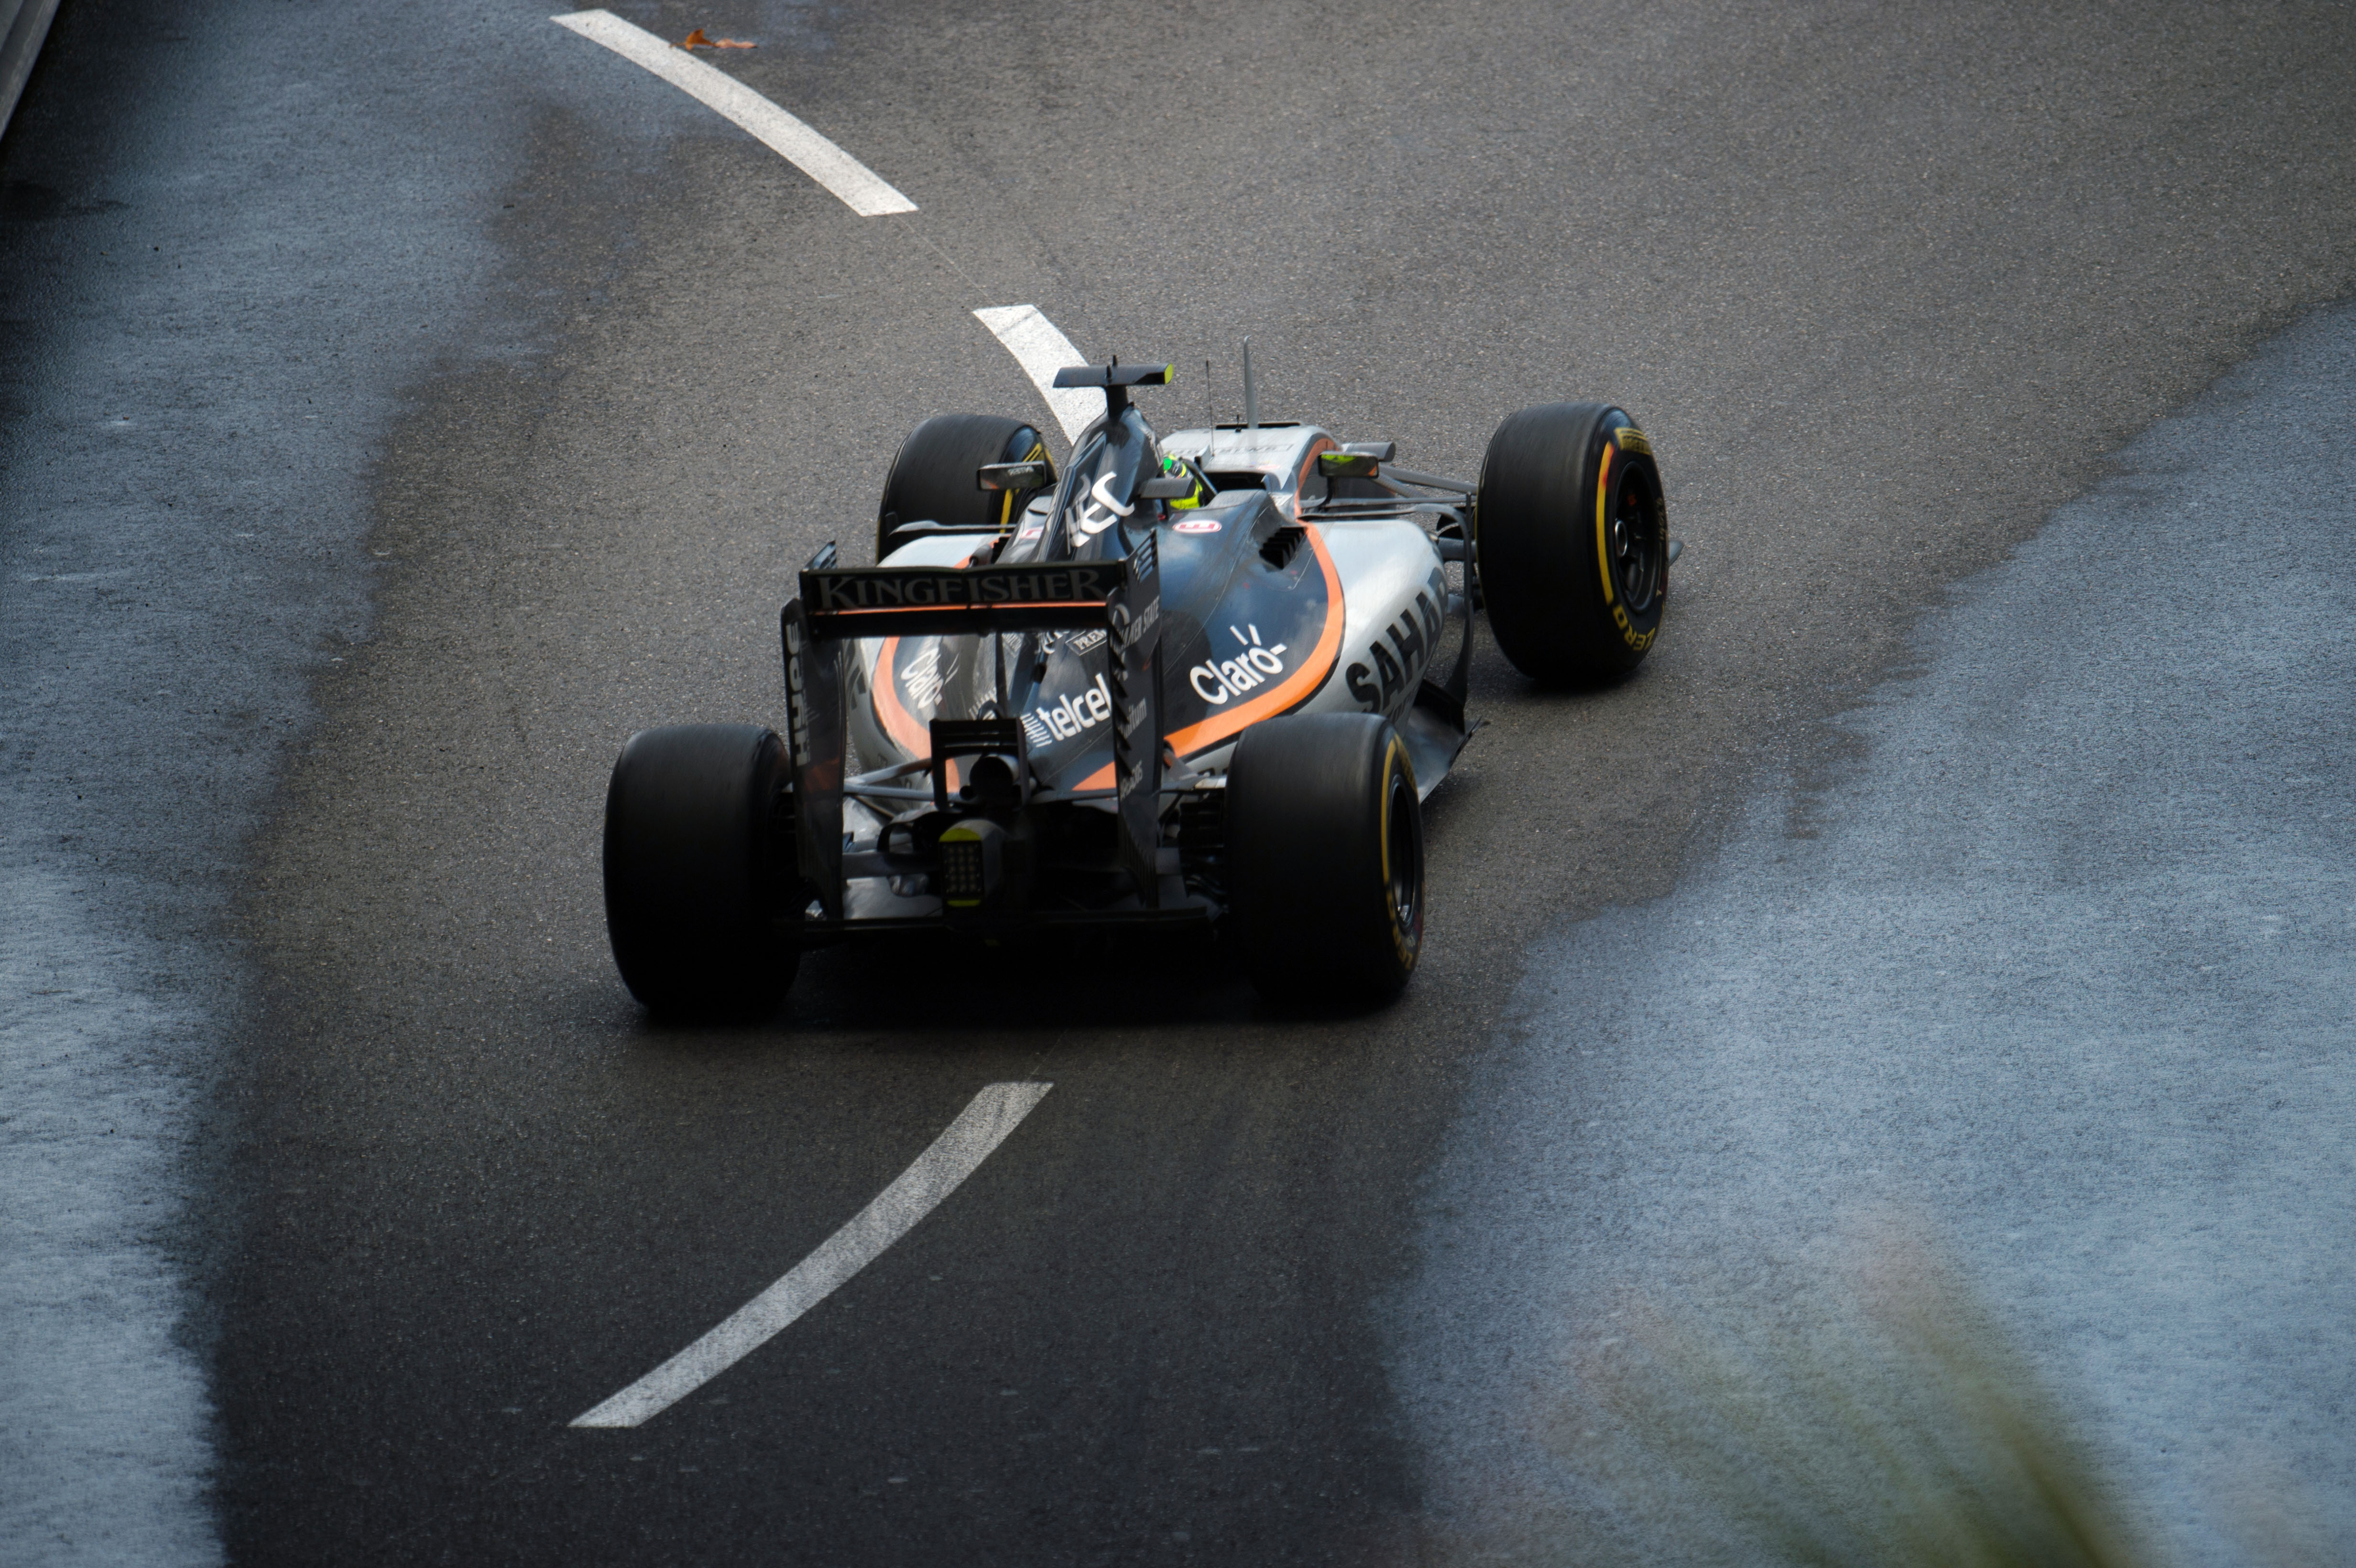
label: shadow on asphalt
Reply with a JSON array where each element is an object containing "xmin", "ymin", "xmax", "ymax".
[
  {"xmin": 619, "ymin": 927, "xmax": 1256, "ymax": 1045},
  {"xmin": 599, "ymin": 915, "xmax": 1460, "ymax": 1048}
]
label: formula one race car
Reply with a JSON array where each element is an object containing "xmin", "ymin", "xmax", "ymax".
[{"xmin": 601, "ymin": 358, "xmax": 1674, "ymax": 1013}]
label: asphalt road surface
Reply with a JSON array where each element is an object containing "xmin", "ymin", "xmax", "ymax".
[
  {"xmin": 3, "ymin": 0, "xmax": 2354, "ymax": 1563},
  {"xmin": 1400, "ymin": 301, "xmax": 2356, "ymax": 1564}
]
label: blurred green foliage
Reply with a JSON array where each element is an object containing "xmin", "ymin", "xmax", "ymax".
[{"xmin": 1552, "ymin": 1237, "xmax": 2156, "ymax": 1568}]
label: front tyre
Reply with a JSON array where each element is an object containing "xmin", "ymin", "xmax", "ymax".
[
  {"xmin": 603, "ymin": 723, "xmax": 799, "ymax": 1019},
  {"xmin": 1476, "ymin": 402, "xmax": 1668, "ymax": 685},
  {"xmin": 1225, "ymin": 713, "xmax": 1424, "ymax": 1006},
  {"xmin": 875, "ymin": 414, "xmax": 1052, "ymax": 560}
]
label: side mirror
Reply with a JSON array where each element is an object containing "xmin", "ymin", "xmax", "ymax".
[
  {"xmin": 1317, "ymin": 451, "xmax": 1381, "ymax": 480},
  {"xmin": 1136, "ymin": 475, "xmax": 1194, "ymax": 499},
  {"xmin": 978, "ymin": 458, "xmax": 1056, "ymax": 492}
]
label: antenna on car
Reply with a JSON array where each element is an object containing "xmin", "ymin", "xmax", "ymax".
[
  {"xmin": 1205, "ymin": 359, "xmax": 1213, "ymax": 432},
  {"xmin": 1242, "ymin": 338, "xmax": 1257, "ymax": 431}
]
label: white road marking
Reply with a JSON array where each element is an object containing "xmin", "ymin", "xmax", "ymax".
[
  {"xmin": 973, "ymin": 305, "xmax": 1097, "ymax": 445},
  {"xmin": 550, "ymin": 10, "xmax": 916, "ymax": 217},
  {"xmin": 570, "ymin": 1081, "xmax": 1052, "ymax": 1428}
]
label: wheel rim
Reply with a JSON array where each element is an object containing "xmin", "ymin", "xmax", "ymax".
[
  {"xmin": 1385, "ymin": 763, "xmax": 1420, "ymax": 942},
  {"xmin": 1608, "ymin": 466, "xmax": 1665, "ymax": 613}
]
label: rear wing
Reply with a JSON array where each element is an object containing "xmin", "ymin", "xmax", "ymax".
[
  {"xmin": 800, "ymin": 560, "xmax": 1125, "ymax": 638},
  {"xmin": 779, "ymin": 535, "xmax": 1165, "ymax": 919}
]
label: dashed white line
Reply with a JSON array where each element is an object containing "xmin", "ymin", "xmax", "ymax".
[
  {"xmin": 570, "ymin": 1081, "xmax": 1052, "ymax": 1428},
  {"xmin": 974, "ymin": 305, "xmax": 1098, "ymax": 445},
  {"xmin": 551, "ymin": 10, "xmax": 916, "ymax": 217}
]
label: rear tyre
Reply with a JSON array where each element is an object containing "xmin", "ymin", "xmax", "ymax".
[
  {"xmin": 1475, "ymin": 402, "xmax": 1669, "ymax": 685},
  {"xmin": 1225, "ymin": 713, "xmax": 1424, "ymax": 1006},
  {"xmin": 603, "ymin": 723, "xmax": 799, "ymax": 1019},
  {"xmin": 875, "ymin": 414, "xmax": 1052, "ymax": 560}
]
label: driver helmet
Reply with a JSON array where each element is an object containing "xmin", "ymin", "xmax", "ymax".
[{"xmin": 1156, "ymin": 451, "xmax": 1216, "ymax": 511}]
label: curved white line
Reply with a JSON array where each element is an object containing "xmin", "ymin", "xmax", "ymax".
[
  {"xmin": 571, "ymin": 1081, "xmax": 1052, "ymax": 1428},
  {"xmin": 551, "ymin": 11, "xmax": 916, "ymax": 216},
  {"xmin": 973, "ymin": 305, "xmax": 1097, "ymax": 445}
]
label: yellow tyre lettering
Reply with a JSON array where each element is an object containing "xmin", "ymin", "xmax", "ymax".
[
  {"xmin": 1593, "ymin": 442, "xmax": 1616, "ymax": 606},
  {"xmin": 1598, "ymin": 427, "xmax": 1661, "ymax": 651},
  {"xmin": 1379, "ymin": 737, "xmax": 1419, "ymax": 965},
  {"xmin": 1610, "ymin": 601, "xmax": 1656, "ymax": 652}
]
